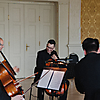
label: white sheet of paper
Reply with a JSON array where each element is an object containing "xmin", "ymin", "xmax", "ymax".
[
  {"xmin": 37, "ymin": 69, "xmax": 53, "ymax": 88},
  {"xmin": 48, "ymin": 71, "xmax": 65, "ymax": 90}
]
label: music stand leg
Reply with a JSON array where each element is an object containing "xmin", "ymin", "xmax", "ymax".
[
  {"xmin": 29, "ymin": 83, "xmax": 33, "ymax": 100},
  {"xmin": 52, "ymin": 95, "xmax": 54, "ymax": 100}
]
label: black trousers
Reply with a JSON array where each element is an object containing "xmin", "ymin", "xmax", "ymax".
[
  {"xmin": 0, "ymin": 80, "xmax": 11, "ymax": 100},
  {"xmin": 37, "ymin": 80, "xmax": 69, "ymax": 100},
  {"xmin": 37, "ymin": 88, "xmax": 44, "ymax": 100}
]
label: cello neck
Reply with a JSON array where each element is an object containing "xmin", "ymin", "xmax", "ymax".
[{"xmin": 0, "ymin": 51, "xmax": 16, "ymax": 75}]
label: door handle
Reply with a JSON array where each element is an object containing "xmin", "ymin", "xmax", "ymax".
[{"xmin": 26, "ymin": 44, "xmax": 30, "ymax": 51}]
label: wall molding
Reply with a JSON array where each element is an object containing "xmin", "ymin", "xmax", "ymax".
[{"xmin": 68, "ymin": 44, "xmax": 82, "ymax": 47}]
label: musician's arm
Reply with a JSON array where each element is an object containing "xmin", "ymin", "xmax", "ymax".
[
  {"xmin": 74, "ymin": 65, "xmax": 85, "ymax": 94},
  {"xmin": 74, "ymin": 77, "xmax": 85, "ymax": 94},
  {"xmin": 36, "ymin": 51, "xmax": 46, "ymax": 70},
  {"xmin": 34, "ymin": 51, "xmax": 44, "ymax": 82}
]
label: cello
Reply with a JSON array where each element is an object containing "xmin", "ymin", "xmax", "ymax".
[
  {"xmin": 0, "ymin": 51, "xmax": 24, "ymax": 97},
  {"xmin": 0, "ymin": 51, "xmax": 38, "ymax": 98}
]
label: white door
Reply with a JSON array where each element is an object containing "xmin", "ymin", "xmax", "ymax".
[
  {"xmin": 0, "ymin": 3, "xmax": 8, "ymax": 59},
  {"xmin": 24, "ymin": 4, "xmax": 40, "ymax": 77},
  {"xmin": 9, "ymin": 3, "xmax": 56, "ymax": 77},
  {"xmin": 39, "ymin": 5, "xmax": 55, "ymax": 50},
  {"xmin": 9, "ymin": 4, "xmax": 25, "ymax": 78},
  {"xmin": 24, "ymin": 4, "xmax": 56, "ymax": 77}
]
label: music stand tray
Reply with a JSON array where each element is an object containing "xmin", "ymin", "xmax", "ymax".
[{"xmin": 37, "ymin": 67, "xmax": 67, "ymax": 91}]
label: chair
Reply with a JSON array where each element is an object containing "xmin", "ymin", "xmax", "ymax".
[
  {"xmin": 66, "ymin": 53, "xmax": 79, "ymax": 79},
  {"xmin": 69, "ymin": 53, "xmax": 79, "ymax": 63}
]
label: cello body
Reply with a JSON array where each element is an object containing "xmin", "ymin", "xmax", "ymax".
[{"xmin": 0, "ymin": 51, "xmax": 24, "ymax": 97}]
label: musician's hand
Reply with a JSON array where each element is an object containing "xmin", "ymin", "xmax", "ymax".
[
  {"xmin": 11, "ymin": 95, "xmax": 24, "ymax": 100},
  {"xmin": 51, "ymin": 54, "xmax": 58, "ymax": 60},
  {"xmin": 13, "ymin": 66, "xmax": 19, "ymax": 73}
]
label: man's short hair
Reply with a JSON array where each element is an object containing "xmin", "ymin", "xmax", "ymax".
[
  {"xmin": 47, "ymin": 39, "xmax": 56, "ymax": 47},
  {"xmin": 82, "ymin": 38, "xmax": 99, "ymax": 53}
]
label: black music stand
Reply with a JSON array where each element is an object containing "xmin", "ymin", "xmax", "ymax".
[
  {"xmin": 37, "ymin": 67, "xmax": 67, "ymax": 100},
  {"xmin": 29, "ymin": 82, "xmax": 37, "ymax": 100}
]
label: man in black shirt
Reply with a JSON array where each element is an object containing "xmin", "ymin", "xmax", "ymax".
[
  {"xmin": 34, "ymin": 39, "xmax": 59, "ymax": 82},
  {"xmin": 34, "ymin": 39, "xmax": 59, "ymax": 100},
  {"xmin": 0, "ymin": 37, "xmax": 24, "ymax": 100},
  {"xmin": 75, "ymin": 38, "xmax": 100, "ymax": 100},
  {"xmin": 34, "ymin": 39, "xmax": 69, "ymax": 100}
]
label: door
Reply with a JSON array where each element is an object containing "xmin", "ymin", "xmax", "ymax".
[
  {"xmin": 24, "ymin": 4, "xmax": 56, "ymax": 77},
  {"xmin": 9, "ymin": 3, "xmax": 56, "ymax": 77},
  {"xmin": 39, "ymin": 5, "xmax": 55, "ymax": 50},
  {"xmin": 9, "ymin": 4, "xmax": 24, "ymax": 78},
  {"xmin": 0, "ymin": 3, "xmax": 8, "ymax": 60},
  {"xmin": 24, "ymin": 4, "xmax": 40, "ymax": 77}
]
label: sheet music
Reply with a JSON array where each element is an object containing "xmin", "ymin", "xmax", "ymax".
[
  {"xmin": 37, "ymin": 69, "xmax": 53, "ymax": 88},
  {"xmin": 48, "ymin": 71, "xmax": 65, "ymax": 90}
]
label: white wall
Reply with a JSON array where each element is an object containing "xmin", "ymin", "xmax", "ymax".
[
  {"xmin": 58, "ymin": 0, "xmax": 84, "ymax": 59},
  {"xmin": 69, "ymin": 0, "xmax": 84, "ymax": 59},
  {"xmin": 58, "ymin": 0, "xmax": 69, "ymax": 58}
]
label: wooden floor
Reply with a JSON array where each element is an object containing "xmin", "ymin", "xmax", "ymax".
[{"xmin": 20, "ymin": 78, "xmax": 84, "ymax": 100}]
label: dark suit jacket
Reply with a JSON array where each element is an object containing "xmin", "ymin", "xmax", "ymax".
[
  {"xmin": 0, "ymin": 80, "xmax": 11, "ymax": 100},
  {"xmin": 34, "ymin": 49, "xmax": 59, "ymax": 82},
  {"xmin": 75, "ymin": 53, "xmax": 100, "ymax": 100}
]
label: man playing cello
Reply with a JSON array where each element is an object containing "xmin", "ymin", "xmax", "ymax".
[{"xmin": 0, "ymin": 37, "xmax": 24, "ymax": 100}]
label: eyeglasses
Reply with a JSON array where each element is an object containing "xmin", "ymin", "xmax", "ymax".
[
  {"xmin": 47, "ymin": 46, "xmax": 54, "ymax": 50},
  {"xmin": 0, "ymin": 43, "xmax": 4, "ymax": 46}
]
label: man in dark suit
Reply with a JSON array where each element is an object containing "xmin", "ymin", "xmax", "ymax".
[
  {"xmin": 75, "ymin": 38, "xmax": 100, "ymax": 100},
  {"xmin": 34, "ymin": 39, "xmax": 69, "ymax": 100},
  {"xmin": 0, "ymin": 37, "xmax": 24, "ymax": 100}
]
